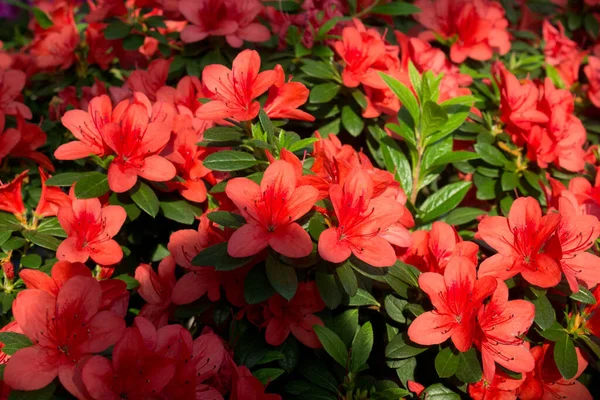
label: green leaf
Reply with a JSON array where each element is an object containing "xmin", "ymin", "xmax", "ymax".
[
  {"xmin": 201, "ymin": 127, "xmax": 244, "ymax": 143},
  {"xmin": 341, "ymin": 106, "xmax": 364, "ymax": 137},
  {"xmin": 435, "ymin": 347, "xmax": 460, "ymax": 378},
  {"xmin": 115, "ymin": 274, "xmax": 140, "ymax": 290},
  {"xmin": 455, "ymin": 349, "xmax": 482, "ymax": 383},
  {"xmin": 20, "ymin": 254, "xmax": 42, "ymax": 269},
  {"xmin": 253, "ymin": 368, "xmax": 285, "ymax": 385},
  {"xmin": 192, "ymin": 242, "xmax": 250, "ymax": 271},
  {"xmin": 36, "ymin": 217, "xmax": 66, "ymax": 237},
  {"xmin": 336, "ymin": 262, "xmax": 358, "ymax": 296},
  {"xmin": 407, "ymin": 61, "xmax": 422, "ymax": 100},
  {"xmin": 32, "ymin": 7, "xmax": 53, "ymax": 29},
  {"xmin": 348, "ymin": 288, "xmax": 380, "ymax": 307},
  {"xmin": 384, "ymin": 295, "xmax": 407, "ymax": 323},
  {"xmin": 122, "ymin": 34, "xmax": 145, "ymax": 51},
  {"xmin": 386, "ymin": 333, "xmax": 427, "ymax": 360},
  {"xmin": 444, "ymin": 207, "xmax": 486, "ymax": 226},
  {"xmin": 0, "ymin": 333, "xmax": 32, "ymax": 355},
  {"xmin": 0, "ymin": 231, "xmax": 11, "ymax": 246},
  {"xmin": 22, "ymin": 231, "xmax": 61, "ymax": 251},
  {"xmin": 266, "ymin": 254, "xmax": 298, "ymax": 301},
  {"xmin": 316, "ymin": 272, "xmax": 342, "ymax": 309},
  {"xmin": 45, "ymin": 172, "xmax": 88, "ymax": 187},
  {"xmin": 288, "ymin": 137, "xmax": 319, "ymax": 153},
  {"xmin": 244, "ymin": 264, "xmax": 276, "ymax": 304},
  {"xmin": 309, "ymin": 83, "xmax": 340, "ymax": 104},
  {"xmin": 350, "ymin": 322, "xmax": 374, "ymax": 373},
  {"xmin": 532, "ymin": 294, "xmax": 556, "ymax": 330},
  {"xmin": 379, "ymin": 136, "xmax": 412, "ymax": 197},
  {"xmin": 424, "ymin": 383, "xmax": 461, "ymax": 400},
  {"xmin": 145, "ymin": 15, "xmax": 166, "ymax": 28},
  {"xmin": 0, "ymin": 213, "xmax": 22, "ymax": 232},
  {"xmin": 104, "ymin": 20, "xmax": 132, "ymax": 40},
  {"xmin": 474, "ymin": 143, "xmax": 510, "ymax": 167},
  {"xmin": 301, "ymin": 60, "xmax": 340, "ymax": 81},
  {"xmin": 8, "ymin": 383, "xmax": 55, "ymax": 400},
  {"xmin": 501, "ymin": 171, "xmax": 519, "ymax": 192},
  {"xmin": 418, "ymin": 181, "xmax": 472, "ymax": 222},
  {"xmin": 74, "ymin": 173, "xmax": 109, "ymax": 199},
  {"xmin": 538, "ymin": 322, "xmax": 566, "ymax": 342},
  {"xmin": 370, "ymin": 2, "xmax": 421, "ymax": 15},
  {"xmin": 389, "ymin": 262, "xmax": 420, "ymax": 288},
  {"xmin": 299, "ymin": 360, "xmax": 339, "ymax": 393},
  {"xmin": 394, "ymin": 357, "xmax": 416, "ymax": 386},
  {"xmin": 203, "ymin": 151, "xmax": 260, "ymax": 171},
  {"xmin": 259, "ymin": 109, "xmax": 275, "ymax": 144},
  {"xmin": 352, "ymin": 90, "xmax": 368, "ymax": 110},
  {"xmin": 314, "ymin": 325, "xmax": 348, "ymax": 367},
  {"xmin": 333, "ymin": 309, "xmax": 359, "ymax": 347},
  {"xmin": 130, "ymin": 182, "xmax": 159, "ymax": 217},
  {"xmin": 570, "ymin": 286, "xmax": 596, "ymax": 305},
  {"xmin": 160, "ymin": 200, "xmax": 196, "ymax": 224},
  {"xmin": 421, "ymin": 101, "xmax": 448, "ymax": 137},
  {"xmin": 431, "ymin": 151, "xmax": 479, "ymax": 168},
  {"xmin": 585, "ymin": 13, "xmax": 599, "ymax": 39},
  {"xmin": 380, "ymin": 73, "xmax": 420, "ymax": 124},
  {"xmin": 1, "ymin": 237, "xmax": 26, "ymax": 252},
  {"xmin": 554, "ymin": 334, "xmax": 578, "ymax": 380},
  {"xmin": 207, "ymin": 211, "xmax": 245, "ymax": 228}
]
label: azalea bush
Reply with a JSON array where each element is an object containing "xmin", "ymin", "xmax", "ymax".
[{"xmin": 1, "ymin": 0, "xmax": 600, "ymax": 399}]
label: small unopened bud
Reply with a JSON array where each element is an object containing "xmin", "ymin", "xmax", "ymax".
[
  {"xmin": 2, "ymin": 262, "xmax": 14, "ymax": 281},
  {"xmin": 98, "ymin": 266, "xmax": 114, "ymax": 280}
]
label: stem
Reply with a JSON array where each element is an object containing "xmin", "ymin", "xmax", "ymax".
[
  {"xmin": 410, "ymin": 127, "xmax": 424, "ymax": 205},
  {"xmin": 410, "ymin": 147, "xmax": 423, "ymax": 205}
]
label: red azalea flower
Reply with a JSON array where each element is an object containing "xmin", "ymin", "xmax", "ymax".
[
  {"xmin": 19, "ymin": 260, "xmax": 90, "ymax": 296},
  {"xmin": 226, "ymin": 160, "xmax": 318, "ymax": 258},
  {"xmin": 86, "ymin": 22, "xmax": 116, "ymax": 71},
  {"xmin": 468, "ymin": 368, "xmax": 524, "ymax": 400},
  {"xmin": 542, "ymin": 19, "xmax": 583, "ymax": 87},
  {"xmin": 230, "ymin": 365, "xmax": 282, "ymax": 400},
  {"xmin": 549, "ymin": 197, "xmax": 600, "ymax": 292},
  {"xmin": 56, "ymin": 94, "xmax": 113, "ymax": 160},
  {"xmin": 197, "ymin": 49, "xmax": 277, "ymax": 121},
  {"xmin": 476, "ymin": 280, "xmax": 535, "ymax": 381},
  {"xmin": 333, "ymin": 19, "xmax": 387, "ymax": 88},
  {"xmin": 493, "ymin": 64, "xmax": 548, "ymax": 142},
  {"xmin": 28, "ymin": 4, "xmax": 79, "ymax": 71},
  {"xmin": 263, "ymin": 65, "xmax": 314, "ymax": 122},
  {"xmin": 0, "ymin": 69, "xmax": 31, "ymax": 119},
  {"xmin": 0, "ymin": 114, "xmax": 20, "ymax": 164},
  {"xmin": 164, "ymin": 128, "xmax": 211, "ymax": 203},
  {"xmin": 407, "ymin": 257, "xmax": 497, "ymax": 351},
  {"xmin": 585, "ymin": 56, "xmax": 600, "ymax": 108},
  {"xmin": 179, "ymin": 0, "xmax": 269, "ymax": 47},
  {"xmin": 477, "ymin": 197, "xmax": 562, "ymax": 288},
  {"xmin": 135, "ymin": 256, "xmax": 176, "ymax": 328},
  {"xmin": 34, "ymin": 168, "xmax": 71, "ymax": 218},
  {"xmin": 414, "ymin": 0, "xmax": 510, "ymax": 63},
  {"xmin": 56, "ymin": 198, "xmax": 126, "ymax": 265},
  {"xmin": 0, "ymin": 170, "xmax": 28, "ymax": 219},
  {"xmin": 126, "ymin": 59, "xmax": 171, "ymax": 102},
  {"xmin": 318, "ymin": 167, "xmax": 404, "ymax": 267},
  {"xmin": 400, "ymin": 221, "xmax": 479, "ymax": 273},
  {"xmin": 8, "ymin": 117, "xmax": 54, "ymax": 171},
  {"xmin": 262, "ymin": 281, "xmax": 325, "ymax": 348},
  {"xmin": 4, "ymin": 276, "xmax": 125, "ymax": 397},
  {"xmin": 102, "ymin": 94, "xmax": 176, "ymax": 193},
  {"xmin": 82, "ymin": 317, "xmax": 176, "ymax": 399},
  {"xmin": 167, "ymin": 216, "xmax": 249, "ymax": 307},
  {"xmin": 518, "ymin": 344, "xmax": 592, "ymax": 400}
]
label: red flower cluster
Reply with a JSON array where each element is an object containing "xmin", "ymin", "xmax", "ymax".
[{"xmin": 495, "ymin": 64, "xmax": 587, "ymax": 171}]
